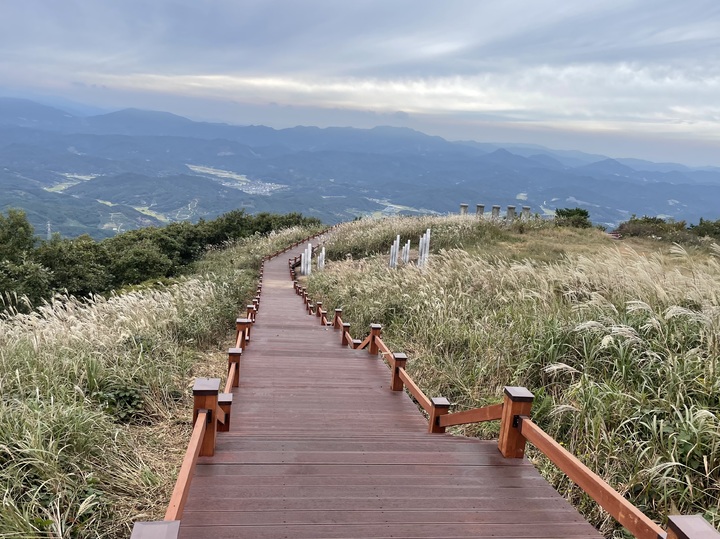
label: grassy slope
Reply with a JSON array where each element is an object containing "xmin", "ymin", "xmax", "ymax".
[
  {"xmin": 0, "ymin": 225, "xmax": 322, "ymax": 538},
  {"xmin": 307, "ymin": 215, "xmax": 720, "ymax": 537}
]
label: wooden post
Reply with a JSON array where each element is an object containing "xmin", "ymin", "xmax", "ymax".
[
  {"xmin": 307, "ymin": 302, "xmax": 314, "ymax": 315},
  {"xmin": 320, "ymin": 310, "xmax": 328, "ymax": 325},
  {"xmin": 390, "ymin": 353, "xmax": 407, "ymax": 391},
  {"xmin": 341, "ymin": 323, "xmax": 351, "ymax": 346},
  {"xmin": 333, "ymin": 309, "xmax": 343, "ymax": 329},
  {"xmin": 193, "ymin": 378, "xmax": 220, "ymax": 456},
  {"xmin": 369, "ymin": 324, "xmax": 382, "ymax": 355},
  {"xmin": 235, "ymin": 318, "xmax": 252, "ymax": 349},
  {"xmin": 246, "ymin": 305, "xmax": 254, "ymax": 321},
  {"xmin": 316, "ymin": 302, "xmax": 323, "ymax": 318},
  {"xmin": 218, "ymin": 393, "xmax": 232, "ymax": 432},
  {"xmin": 227, "ymin": 348, "xmax": 241, "ymax": 387},
  {"xmin": 667, "ymin": 515, "xmax": 720, "ymax": 539},
  {"xmin": 429, "ymin": 397, "xmax": 451, "ymax": 433},
  {"xmin": 498, "ymin": 386, "xmax": 534, "ymax": 458}
]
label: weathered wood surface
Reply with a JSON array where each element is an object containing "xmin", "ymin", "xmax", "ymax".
[{"xmin": 178, "ymin": 246, "xmax": 602, "ymax": 538}]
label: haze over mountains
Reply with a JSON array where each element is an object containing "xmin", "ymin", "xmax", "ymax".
[{"xmin": 1, "ymin": 97, "xmax": 719, "ymax": 239}]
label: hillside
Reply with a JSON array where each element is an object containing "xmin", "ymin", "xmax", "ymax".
[
  {"xmin": 2, "ymin": 98, "xmax": 720, "ymax": 238},
  {"xmin": 306, "ymin": 216, "xmax": 720, "ymax": 536},
  {"xmin": 0, "ymin": 221, "xmax": 323, "ymax": 538}
]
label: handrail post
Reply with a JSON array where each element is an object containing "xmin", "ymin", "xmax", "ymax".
[
  {"xmin": 498, "ymin": 386, "xmax": 534, "ymax": 458},
  {"xmin": 218, "ymin": 393, "xmax": 233, "ymax": 432},
  {"xmin": 333, "ymin": 308, "xmax": 342, "ymax": 329},
  {"xmin": 341, "ymin": 323, "xmax": 351, "ymax": 346},
  {"xmin": 390, "ymin": 353, "xmax": 407, "ymax": 391},
  {"xmin": 246, "ymin": 305, "xmax": 255, "ymax": 321},
  {"xmin": 315, "ymin": 302, "xmax": 323, "ymax": 318},
  {"xmin": 429, "ymin": 397, "xmax": 451, "ymax": 433},
  {"xmin": 667, "ymin": 515, "xmax": 720, "ymax": 539},
  {"xmin": 235, "ymin": 318, "xmax": 252, "ymax": 350},
  {"xmin": 369, "ymin": 324, "xmax": 382, "ymax": 355},
  {"xmin": 193, "ymin": 378, "xmax": 220, "ymax": 456},
  {"xmin": 228, "ymin": 348, "xmax": 242, "ymax": 387}
]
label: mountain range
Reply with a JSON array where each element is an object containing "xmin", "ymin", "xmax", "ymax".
[{"xmin": 1, "ymin": 96, "xmax": 719, "ymax": 238}]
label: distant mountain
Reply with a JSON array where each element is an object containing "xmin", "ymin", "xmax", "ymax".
[
  {"xmin": 1, "ymin": 97, "xmax": 719, "ymax": 237},
  {"xmin": 576, "ymin": 159, "xmax": 638, "ymax": 177},
  {"xmin": 0, "ymin": 98, "xmax": 77, "ymax": 131}
]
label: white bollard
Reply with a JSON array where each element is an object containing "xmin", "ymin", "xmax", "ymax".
[
  {"xmin": 389, "ymin": 235, "xmax": 401, "ymax": 269},
  {"xmin": 402, "ymin": 240, "xmax": 410, "ymax": 264},
  {"xmin": 418, "ymin": 229, "xmax": 431, "ymax": 267}
]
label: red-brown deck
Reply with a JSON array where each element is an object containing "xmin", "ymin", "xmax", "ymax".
[{"xmin": 179, "ymin": 246, "xmax": 602, "ymax": 538}]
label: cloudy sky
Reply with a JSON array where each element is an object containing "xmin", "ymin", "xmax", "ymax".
[{"xmin": 1, "ymin": 1, "xmax": 719, "ymax": 165}]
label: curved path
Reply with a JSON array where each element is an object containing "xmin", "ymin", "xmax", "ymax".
[{"xmin": 178, "ymin": 244, "xmax": 601, "ymax": 538}]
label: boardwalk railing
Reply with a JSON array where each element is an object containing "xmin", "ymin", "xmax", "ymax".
[
  {"xmin": 130, "ymin": 229, "xmax": 330, "ymax": 539},
  {"xmin": 289, "ymin": 255, "xmax": 719, "ymax": 539}
]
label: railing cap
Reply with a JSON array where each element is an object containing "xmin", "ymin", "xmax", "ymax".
[
  {"xmin": 236, "ymin": 318, "xmax": 252, "ymax": 324},
  {"xmin": 218, "ymin": 393, "xmax": 233, "ymax": 404},
  {"xmin": 335, "ymin": 308, "xmax": 343, "ymax": 313},
  {"xmin": 668, "ymin": 515, "xmax": 720, "ymax": 539},
  {"xmin": 393, "ymin": 353, "xmax": 408, "ymax": 361},
  {"xmin": 228, "ymin": 347, "xmax": 243, "ymax": 355},
  {"xmin": 193, "ymin": 378, "xmax": 221, "ymax": 396},
  {"xmin": 370, "ymin": 324, "xmax": 382, "ymax": 330},
  {"xmin": 431, "ymin": 397, "xmax": 451, "ymax": 408},
  {"xmin": 130, "ymin": 521, "xmax": 180, "ymax": 539},
  {"xmin": 504, "ymin": 386, "xmax": 534, "ymax": 402},
  {"xmin": 342, "ymin": 322, "xmax": 351, "ymax": 328}
]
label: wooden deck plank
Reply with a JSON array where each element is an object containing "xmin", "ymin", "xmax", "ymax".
[{"xmin": 178, "ymin": 244, "xmax": 602, "ymax": 538}]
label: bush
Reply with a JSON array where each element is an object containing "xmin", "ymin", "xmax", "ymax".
[
  {"xmin": 555, "ymin": 208, "xmax": 591, "ymax": 228},
  {"xmin": 616, "ymin": 215, "xmax": 692, "ymax": 242}
]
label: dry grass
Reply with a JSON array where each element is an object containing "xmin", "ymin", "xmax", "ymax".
[
  {"xmin": 0, "ymin": 224, "xmax": 321, "ymax": 538},
  {"xmin": 308, "ymin": 216, "xmax": 720, "ymax": 537}
]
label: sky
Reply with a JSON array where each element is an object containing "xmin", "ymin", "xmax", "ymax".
[{"xmin": 1, "ymin": 0, "xmax": 719, "ymax": 166}]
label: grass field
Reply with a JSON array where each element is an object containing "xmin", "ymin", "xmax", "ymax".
[{"xmin": 307, "ymin": 215, "xmax": 720, "ymax": 537}]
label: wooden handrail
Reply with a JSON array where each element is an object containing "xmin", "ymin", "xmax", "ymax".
[
  {"xmin": 438, "ymin": 403, "xmax": 503, "ymax": 428},
  {"xmin": 518, "ymin": 416, "xmax": 666, "ymax": 539},
  {"xmin": 223, "ymin": 361, "xmax": 236, "ymax": 395},
  {"xmin": 374, "ymin": 336, "xmax": 392, "ymax": 358},
  {"xmin": 164, "ymin": 410, "xmax": 207, "ymax": 521},
  {"xmin": 356, "ymin": 334, "xmax": 372, "ymax": 350},
  {"xmin": 398, "ymin": 367, "xmax": 432, "ymax": 413}
]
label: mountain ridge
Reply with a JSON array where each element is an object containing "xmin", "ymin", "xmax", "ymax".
[{"xmin": 1, "ymin": 97, "xmax": 719, "ymax": 238}]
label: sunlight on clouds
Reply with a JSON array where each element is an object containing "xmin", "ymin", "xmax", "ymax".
[{"xmin": 86, "ymin": 62, "xmax": 719, "ymax": 136}]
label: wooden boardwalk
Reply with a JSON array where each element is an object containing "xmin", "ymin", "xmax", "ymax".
[{"xmin": 178, "ymin": 245, "xmax": 602, "ymax": 538}]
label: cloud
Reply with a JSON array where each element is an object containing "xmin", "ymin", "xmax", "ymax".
[{"xmin": 1, "ymin": 0, "xmax": 719, "ymax": 163}]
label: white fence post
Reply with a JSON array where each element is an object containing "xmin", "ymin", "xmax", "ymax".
[
  {"xmin": 389, "ymin": 235, "xmax": 401, "ymax": 269},
  {"xmin": 418, "ymin": 228, "xmax": 431, "ymax": 267},
  {"xmin": 303, "ymin": 243, "xmax": 312, "ymax": 275},
  {"xmin": 401, "ymin": 240, "xmax": 410, "ymax": 264}
]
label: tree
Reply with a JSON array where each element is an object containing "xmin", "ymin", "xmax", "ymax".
[
  {"xmin": 0, "ymin": 258, "xmax": 51, "ymax": 310},
  {"xmin": 555, "ymin": 208, "xmax": 591, "ymax": 228},
  {"xmin": 33, "ymin": 234, "xmax": 112, "ymax": 297},
  {"xmin": 108, "ymin": 240, "xmax": 173, "ymax": 287},
  {"xmin": 0, "ymin": 209, "xmax": 35, "ymax": 263}
]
